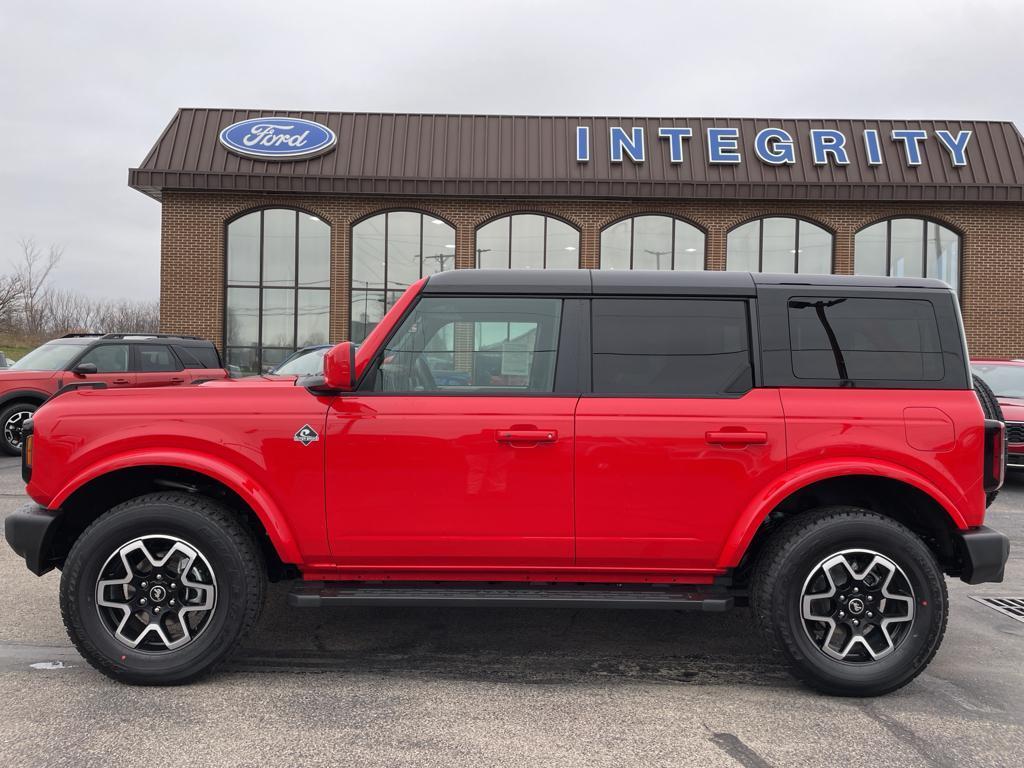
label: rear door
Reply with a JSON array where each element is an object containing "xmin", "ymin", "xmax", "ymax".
[
  {"xmin": 574, "ymin": 297, "xmax": 787, "ymax": 570},
  {"xmin": 132, "ymin": 343, "xmax": 188, "ymax": 387}
]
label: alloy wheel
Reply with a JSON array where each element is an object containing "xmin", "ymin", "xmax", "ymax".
[{"xmin": 3, "ymin": 409, "xmax": 32, "ymax": 450}]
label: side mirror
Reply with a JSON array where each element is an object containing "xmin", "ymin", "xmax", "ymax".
[
  {"xmin": 321, "ymin": 341, "xmax": 356, "ymax": 392},
  {"xmin": 72, "ymin": 362, "xmax": 98, "ymax": 376}
]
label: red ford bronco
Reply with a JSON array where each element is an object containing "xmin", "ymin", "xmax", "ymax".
[{"xmin": 5, "ymin": 270, "xmax": 1010, "ymax": 695}]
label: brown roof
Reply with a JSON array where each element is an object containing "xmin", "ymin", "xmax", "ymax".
[{"xmin": 129, "ymin": 109, "xmax": 1024, "ymax": 202}]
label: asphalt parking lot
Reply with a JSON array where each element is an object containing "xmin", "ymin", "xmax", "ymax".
[{"xmin": 0, "ymin": 455, "xmax": 1021, "ymax": 768}]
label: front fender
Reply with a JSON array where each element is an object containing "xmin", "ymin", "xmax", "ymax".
[
  {"xmin": 47, "ymin": 449, "xmax": 303, "ymax": 564},
  {"xmin": 715, "ymin": 458, "xmax": 969, "ymax": 570}
]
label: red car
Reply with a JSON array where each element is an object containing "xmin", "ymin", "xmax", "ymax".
[
  {"xmin": 5, "ymin": 271, "xmax": 1010, "ymax": 696},
  {"xmin": 971, "ymin": 359, "xmax": 1024, "ymax": 470},
  {"xmin": 0, "ymin": 333, "xmax": 227, "ymax": 455}
]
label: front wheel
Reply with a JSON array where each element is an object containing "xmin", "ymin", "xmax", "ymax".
[
  {"xmin": 0, "ymin": 401, "xmax": 37, "ymax": 455},
  {"xmin": 752, "ymin": 507, "xmax": 947, "ymax": 696},
  {"xmin": 60, "ymin": 492, "xmax": 266, "ymax": 685}
]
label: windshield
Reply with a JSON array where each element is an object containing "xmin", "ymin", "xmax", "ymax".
[
  {"xmin": 9, "ymin": 343, "xmax": 83, "ymax": 371},
  {"xmin": 272, "ymin": 347, "xmax": 328, "ymax": 376},
  {"xmin": 972, "ymin": 363, "xmax": 1024, "ymax": 399}
]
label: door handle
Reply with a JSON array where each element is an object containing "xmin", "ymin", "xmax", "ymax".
[
  {"xmin": 496, "ymin": 429, "xmax": 558, "ymax": 445},
  {"xmin": 170, "ymin": 377, "xmax": 186, "ymax": 383},
  {"xmin": 112, "ymin": 378, "xmax": 131, "ymax": 385},
  {"xmin": 705, "ymin": 430, "xmax": 768, "ymax": 446}
]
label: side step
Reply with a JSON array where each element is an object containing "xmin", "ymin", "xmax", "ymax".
[{"xmin": 287, "ymin": 582, "xmax": 734, "ymax": 611}]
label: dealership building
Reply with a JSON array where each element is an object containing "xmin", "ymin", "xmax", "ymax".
[{"xmin": 129, "ymin": 109, "xmax": 1024, "ymax": 372}]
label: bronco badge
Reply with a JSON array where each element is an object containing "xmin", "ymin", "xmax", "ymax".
[{"xmin": 293, "ymin": 424, "xmax": 319, "ymax": 446}]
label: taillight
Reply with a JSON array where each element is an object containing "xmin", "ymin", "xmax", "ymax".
[{"xmin": 983, "ymin": 419, "xmax": 1006, "ymax": 493}]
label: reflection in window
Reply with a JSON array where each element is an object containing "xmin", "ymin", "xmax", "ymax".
[
  {"xmin": 351, "ymin": 211, "xmax": 455, "ymax": 343},
  {"xmin": 225, "ymin": 209, "xmax": 331, "ymax": 374},
  {"xmin": 726, "ymin": 217, "xmax": 832, "ymax": 274},
  {"xmin": 475, "ymin": 214, "xmax": 580, "ymax": 269},
  {"xmin": 854, "ymin": 219, "xmax": 960, "ymax": 291},
  {"xmin": 600, "ymin": 216, "xmax": 705, "ymax": 270}
]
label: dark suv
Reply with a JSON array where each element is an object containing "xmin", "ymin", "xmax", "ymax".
[{"xmin": 0, "ymin": 333, "xmax": 226, "ymax": 454}]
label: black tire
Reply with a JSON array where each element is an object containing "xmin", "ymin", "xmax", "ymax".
[
  {"xmin": 0, "ymin": 401, "xmax": 37, "ymax": 456},
  {"xmin": 752, "ymin": 506, "xmax": 947, "ymax": 697},
  {"xmin": 60, "ymin": 492, "xmax": 265, "ymax": 685},
  {"xmin": 973, "ymin": 373, "xmax": 1004, "ymax": 505}
]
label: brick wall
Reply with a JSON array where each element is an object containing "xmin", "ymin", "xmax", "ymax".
[{"xmin": 159, "ymin": 191, "xmax": 1024, "ymax": 358}]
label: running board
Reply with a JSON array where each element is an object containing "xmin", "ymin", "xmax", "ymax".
[{"xmin": 287, "ymin": 582, "xmax": 734, "ymax": 611}]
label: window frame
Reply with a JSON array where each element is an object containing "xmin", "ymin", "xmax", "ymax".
[
  {"xmin": 598, "ymin": 214, "xmax": 708, "ymax": 271},
  {"xmin": 223, "ymin": 207, "xmax": 332, "ymax": 374},
  {"xmin": 132, "ymin": 344, "xmax": 185, "ymax": 373},
  {"xmin": 853, "ymin": 217, "xmax": 962, "ymax": 291},
  {"xmin": 726, "ymin": 216, "xmax": 835, "ymax": 274},
  {"xmin": 69, "ymin": 342, "xmax": 132, "ymax": 374},
  {"xmin": 473, "ymin": 213, "xmax": 581, "ymax": 269}
]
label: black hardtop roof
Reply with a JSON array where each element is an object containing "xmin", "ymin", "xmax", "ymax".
[
  {"xmin": 422, "ymin": 270, "xmax": 950, "ymax": 296},
  {"xmin": 50, "ymin": 333, "xmax": 214, "ymax": 346}
]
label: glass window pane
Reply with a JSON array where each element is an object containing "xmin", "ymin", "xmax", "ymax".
[
  {"xmin": 351, "ymin": 291, "xmax": 386, "ymax": 343},
  {"xmin": 510, "ymin": 214, "xmax": 545, "ymax": 269},
  {"xmin": 798, "ymin": 221, "xmax": 832, "ymax": 274},
  {"xmin": 890, "ymin": 218, "xmax": 924, "ymax": 277},
  {"xmin": 260, "ymin": 348, "xmax": 293, "ymax": 373},
  {"xmin": 227, "ymin": 212, "xmax": 260, "ymax": 286},
  {"xmin": 476, "ymin": 218, "xmax": 510, "ymax": 268},
  {"xmin": 78, "ymin": 344, "xmax": 130, "ymax": 373},
  {"xmin": 600, "ymin": 220, "xmax": 631, "ymax": 270},
  {"xmin": 673, "ymin": 223, "xmax": 704, "ymax": 270},
  {"xmin": 726, "ymin": 221, "xmax": 760, "ymax": 271},
  {"xmin": 632, "ymin": 216, "xmax": 674, "ymax": 270},
  {"xmin": 387, "ymin": 211, "xmax": 422, "ymax": 288},
  {"xmin": 422, "ymin": 217, "xmax": 456, "ymax": 275},
  {"xmin": 761, "ymin": 217, "xmax": 797, "ymax": 273},
  {"xmin": 352, "ymin": 215, "xmax": 386, "ymax": 290},
  {"xmin": 262, "ymin": 209, "xmax": 296, "ymax": 287},
  {"xmin": 136, "ymin": 344, "xmax": 180, "ymax": 373},
  {"xmin": 297, "ymin": 290, "xmax": 330, "ymax": 347},
  {"xmin": 855, "ymin": 222, "xmax": 888, "ymax": 276},
  {"xmin": 261, "ymin": 288, "xmax": 295, "ymax": 348},
  {"xmin": 545, "ymin": 218, "xmax": 580, "ymax": 269},
  {"xmin": 298, "ymin": 214, "xmax": 330, "ymax": 288},
  {"xmin": 926, "ymin": 222, "xmax": 960, "ymax": 290},
  {"xmin": 226, "ymin": 347, "xmax": 258, "ymax": 376},
  {"xmin": 226, "ymin": 287, "xmax": 259, "ymax": 347}
]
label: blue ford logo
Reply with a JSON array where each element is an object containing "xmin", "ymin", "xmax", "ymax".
[{"xmin": 219, "ymin": 116, "xmax": 336, "ymax": 160}]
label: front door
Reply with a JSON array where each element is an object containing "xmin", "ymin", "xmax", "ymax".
[
  {"xmin": 574, "ymin": 297, "xmax": 787, "ymax": 570},
  {"xmin": 69, "ymin": 343, "xmax": 136, "ymax": 388},
  {"xmin": 325, "ymin": 295, "xmax": 578, "ymax": 567}
]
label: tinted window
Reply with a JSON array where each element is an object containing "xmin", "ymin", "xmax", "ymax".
[
  {"xmin": 371, "ymin": 297, "xmax": 562, "ymax": 393},
  {"xmin": 136, "ymin": 345, "xmax": 181, "ymax": 373},
  {"xmin": 788, "ymin": 297, "xmax": 943, "ymax": 381},
  {"xmin": 173, "ymin": 345, "xmax": 220, "ymax": 369},
  {"xmin": 591, "ymin": 299, "xmax": 752, "ymax": 395},
  {"xmin": 78, "ymin": 344, "xmax": 129, "ymax": 373}
]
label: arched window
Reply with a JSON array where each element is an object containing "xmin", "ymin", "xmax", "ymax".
[
  {"xmin": 225, "ymin": 208, "xmax": 330, "ymax": 374},
  {"xmin": 351, "ymin": 211, "xmax": 456, "ymax": 343},
  {"xmin": 855, "ymin": 218, "xmax": 960, "ymax": 290},
  {"xmin": 600, "ymin": 215, "xmax": 705, "ymax": 270},
  {"xmin": 475, "ymin": 214, "xmax": 579, "ymax": 269},
  {"xmin": 726, "ymin": 217, "xmax": 832, "ymax": 274}
]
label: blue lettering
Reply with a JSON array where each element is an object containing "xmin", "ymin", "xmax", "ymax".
[
  {"xmin": 891, "ymin": 129, "xmax": 928, "ymax": 166},
  {"xmin": 576, "ymin": 126, "xmax": 590, "ymax": 162},
  {"xmin": 610, "ymin": 126, "xmax": 645, "ymax": 163},
  {"xmin": 863, "ymin": 129, "xmax": 883, "ymax": 165},
  {"xmin": 707, "ymin": 127, "xmax": 741, "ymax": 164},
  {"xmin": 754, "ymin": 128, "xmax": 795, "ymax": 165},
  {"xmin": 657, "ymin": 127, "xmax": 693, "ymax": 163},
  {"xmin": 935, "ymin": 129, "xmax": 972, "ymax": 167},
  {"xmin": 810, "ymin": 129, "xmax": 850, "ymax": 166}
]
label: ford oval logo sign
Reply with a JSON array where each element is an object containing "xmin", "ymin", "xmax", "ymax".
[{"xmin": 219, "ymin": 117, "xmax": 336, "ymax": 160}]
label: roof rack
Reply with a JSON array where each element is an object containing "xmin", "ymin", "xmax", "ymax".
[
  {"xmin": 59, "ymin": 332, "xmax": 204, "ymax": 341},
  {"xmin": 60, "ymin": 332, "xmax": 105, "ymax": 338}
]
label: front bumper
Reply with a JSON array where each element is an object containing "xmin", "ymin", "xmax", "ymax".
[
  {"xmin": 4, "ymin": 503, "xmax": 63, "ymax": 576},
  {"xmin": 955, "ymin": 525, "xmax": 1011, "ymax": 584}
]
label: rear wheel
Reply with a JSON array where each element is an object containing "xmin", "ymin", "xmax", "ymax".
[
  {"xmin": 60, "ymin": 492, "xmax": 265, "ymax": 685},
  {"xmin": 0, "ymin": 401, "xmax": 37, "ymax": 456},
  {"xmin": 752, "ymin": 506, "xmax": 947, "ymax": 696}
]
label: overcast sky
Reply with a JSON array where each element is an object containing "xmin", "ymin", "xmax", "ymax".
[{"xmin": 1, "ymin": 0, "xmax": 1022, "ymax": 299}]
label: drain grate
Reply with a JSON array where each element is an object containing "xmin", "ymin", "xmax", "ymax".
[{"xmin": 970, "ymin": 596, "xmax": 1024, "ymax": 623}]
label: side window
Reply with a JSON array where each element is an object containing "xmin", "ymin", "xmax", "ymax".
[
  {"xmin": 136, "ymin": 345, "xmax": 182, "ymax": 373},
  {"xmin": 371, "ymin": 297, "xmax": 562, "ymax": 393},
  {"xmin": 591, "ymin": 299, "xmax": 753, "ymax": 396},
  {"xmin": 788, "ymin": 296, "xmax": 943, "ymax": 382},
  {"xmin": 174, "ymin": 345, "xmax": 221, "ymax": 369},
  {"xmin": 77, "ymin": 344, "xmax": 129, "ymax": 373}
]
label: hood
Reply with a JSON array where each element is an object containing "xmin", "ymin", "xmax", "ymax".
[
  {"xmin": 997, "ymin": 397, "xmax": 1024, "ymax": 419},
  {"xmin": 198, "ymin": 374, "xmax": 297, "ymax": 387},
  {"xmin": 0, "ymin": 369, "xmax": 59, "ymax": 384}
]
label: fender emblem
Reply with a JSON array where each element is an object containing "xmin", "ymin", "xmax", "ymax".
[{"xmin": 294, "ymin": 424, "xmax": 319, "ymax": 446}]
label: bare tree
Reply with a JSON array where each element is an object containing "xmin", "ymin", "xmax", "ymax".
[
  {"xmin": 0, "ymin": 273, "xmax": 22, "ymax": 333},
  {"xmin": 14, "ymin": 238, "xmax": 62, "ymax": 336}
]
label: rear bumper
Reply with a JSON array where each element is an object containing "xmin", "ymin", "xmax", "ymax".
[
  {"xmin": 955, "ymin": 525, "xmax": 1011, "ymax": 584},
  {"xmin": 4, "ymin": 503, "xmax": 62, "ymax": 576}
]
